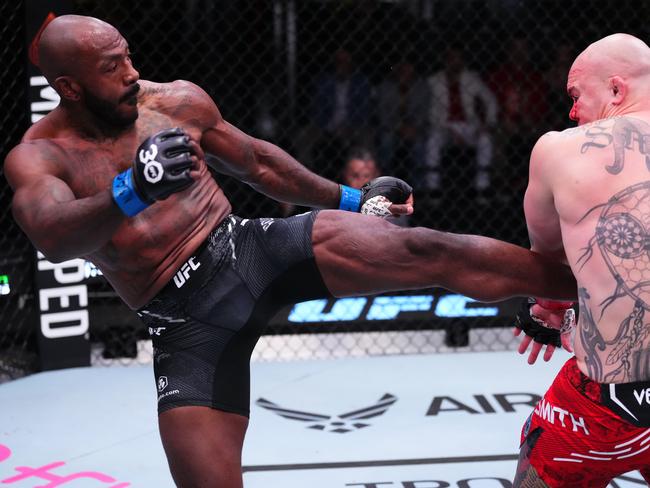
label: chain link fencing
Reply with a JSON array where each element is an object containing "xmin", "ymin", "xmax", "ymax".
[
  {"xmin": 3, "ymin": 0, "xmax": 649, "ymax": 374},
  {"xmin": 0, "ymin": 1, "xmax": 40, "ymax": 381}
]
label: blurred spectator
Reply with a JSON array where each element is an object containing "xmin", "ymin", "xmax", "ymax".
[
  {"xmin": 295, "ymin": 47, "xmax": 372, "ymax": 177},
  {"xmin": 376, "ymin": 59, "xmax": 430, "ymax": 182},
  {"xmin": 544, "ymin": 43, "xmax": 576, "ymax": 129},
  {"xmin": 424, "ymin": 47, "xmax": 498, "ymax": 196},
  {"xmin": 341, "ymin": 147, "xmax": 410, "ymax": 227},
  {"xmin": 488, "ymin": 36, "xmax": 548, "ymax": 133},
  {"xmin": 341, "ymin": 146, "xmax": 381, "ymax": 189},
  {"xmin": 488, "ymin": 35, "xmax": 549, "ymax": 196},
  {"xmin": 253, "ymin": 90, "xmax": 278, "ymax": 142}
]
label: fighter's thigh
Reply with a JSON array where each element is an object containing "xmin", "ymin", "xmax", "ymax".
[
  {"xmin": 513, "ymin": 426, "xmax": 550, "ymax": 488},
  {"xmin": 514, "ymin": 421, "xmax": 611, "ymax": 488},
  {"xmin": 311, "ymin": 210, "xmax": 437, "ymax": 297},
  {"xmin": 159, "ymin": 406, "xmax": 248, "ymax": 488}
]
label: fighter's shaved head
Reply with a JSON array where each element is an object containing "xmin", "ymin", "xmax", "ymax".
[
  {"xmin": 38, "ymin": 15, "xmax": 122, "ymax": 85},
  {"xmin": 566, "ymin": 33, "xmax": 650, "ymax": 124},
  {"xmin": 35, "ymin": 14, "xmax": 139, "ymax": 127},
  {"xmin": 573, "ymin": 33, "xmax": 650, "ymax": 81}
]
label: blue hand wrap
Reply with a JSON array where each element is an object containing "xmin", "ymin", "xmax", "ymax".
[
  {"xmin": 112, "ymin": 168, "xmax": 150, "ymax": 217},
  {"xmin": 338, "ymin": 184, "xmax": 362, "ymax": 212}
]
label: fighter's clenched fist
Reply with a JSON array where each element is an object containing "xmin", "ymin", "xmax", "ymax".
[{"xmin": 113, "ymin": 127, "xmax": 198, "ymax": 216}]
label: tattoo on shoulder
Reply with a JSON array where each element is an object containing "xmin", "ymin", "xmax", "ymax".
[
  {"xmin": 168, "ymin": 93, "xmax": 198, "ymax": 119},
  {"xmin": 147, "ymin": 82, "xmax": 211, "ymax": 127},
  {"xmin": 573, "ymin": 116, "xmax": 650, "ymax": 174},
  {"xmin": 139, "ymin": 83, "xmax": 171, "ymax": 98},
  {"xmin": 553, "ymin": 117, "xmax": 618, "ymax": 138},
  {"xmin": 26, "ymin": 139, "xmax": 67, "ymax": 168},
  {"xmin": 576, "ymin": 181, "xmax": 650, "ymax": 381}
]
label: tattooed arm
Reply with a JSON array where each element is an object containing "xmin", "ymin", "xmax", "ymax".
[
  {"xmin": 172, "ymin": 80, "xmax": 413, "ymax": 213},
  {"xmin": 4, "ymin": 142, "xmax": 124, "ymax": 262},
  {"xmin": 205, "ymin": 120, "xmax": 343, "ymax": 209},
  {"xmin": 165, "ymin": 80, "xmax": 341, "ymax": 209}
]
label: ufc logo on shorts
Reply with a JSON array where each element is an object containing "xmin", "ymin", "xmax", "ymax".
[
  {"xmin": 139, "ymin": 143, "xmax": 164, "ymax": 184},
  {"xmin": 173, "ymin": 257, "xmax": 201, "ymax": 288}
]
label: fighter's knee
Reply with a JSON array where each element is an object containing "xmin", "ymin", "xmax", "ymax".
[{"xmin": 168, "ymin": 455, "xmax": 242, "ymax": 488}]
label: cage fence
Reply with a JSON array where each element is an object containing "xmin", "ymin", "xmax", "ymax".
[{"xmin": 3, "ymin": 0, "xmax": 648, "ymax": 376}]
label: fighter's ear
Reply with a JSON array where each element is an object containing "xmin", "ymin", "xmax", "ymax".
[
  {"xmin": 54, "ymin": 76, "xmax": 81, "ymax": 102},
  {"xmin": 609, "ymin": 76, "xmax": 627, "ymax": 105}
]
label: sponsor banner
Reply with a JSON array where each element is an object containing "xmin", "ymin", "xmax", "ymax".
[
  {"xmin": 25, "ymin": 1, "xmax": 89, "ymax": 370},
  {"xmin": 25, "ymin": 0, "xmax": 72, "ymax": 122},
  {"xmin": 244, "ymin": 460, "xmax": 520, "ymax": 488},
  {"xmin": 245, "ymin": 352, "xmax": 642, "ymax": 487},
  {"xmin": 0, "ymin": 352, "xmax": 644, "ymax": 486},
  {"xmin": 34, "ymin": 252, "xmax": 90, "ymax": 370},
  {"xmin": 243, "ymin": 460, "xmax": 645, "ymax": 488},
  {"xmin": 271, "ymin": 292, "xmax": 511, "ymax": 330},
  {"xmin": 0, "ymin": 441, "xmax": 131, "ymax": 487},
  {"xmin": 246, "ymin": 351, "xmax": 565, "ymax": 465}
]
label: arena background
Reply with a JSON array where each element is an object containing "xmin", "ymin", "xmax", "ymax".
[{"xmin": 1, "ymin": 0, "xmax": 650, "ymax": 380}]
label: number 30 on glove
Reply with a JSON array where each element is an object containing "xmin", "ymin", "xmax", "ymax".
[{"xmin": 112, "ymin": 127, "xmax": 196, "ymax": 217}]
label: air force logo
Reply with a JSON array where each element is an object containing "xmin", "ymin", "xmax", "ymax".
[{"xmin": 255, "ymin": 394, "xmax": 397, "ymax": 433}]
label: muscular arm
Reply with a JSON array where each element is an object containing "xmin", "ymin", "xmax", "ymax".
[
  {"xmin": 206, "ymin": 121, "xmax": 341, "ymax": 208},
  {"xmin": 524, "ymin": 134, "xmax": 567, "ymax": 263},
  {"xmin": 5, "ymin": 143, "xmax": 124, "ymax": 262},
  {"xmin": 174, "ymin": 81, "xmax": 341, "ymax": 208}
]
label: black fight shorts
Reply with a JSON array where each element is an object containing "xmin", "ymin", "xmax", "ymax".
[{"xmin": 137, "ymin": 211, "xmax": 330, "ymax": 417}]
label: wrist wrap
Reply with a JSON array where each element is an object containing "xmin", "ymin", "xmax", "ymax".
[
  {"xmin": 339, "ymin": 184, "xmax": 362, "ymax": 212},
  {"xmin": 112, "ymin": 168, "xmax": 150, "ymax": 217}
]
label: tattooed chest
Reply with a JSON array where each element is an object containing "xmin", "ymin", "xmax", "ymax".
[{"xmin": 58, "ymin": 113, "xmax": 200, "ymax": 198}]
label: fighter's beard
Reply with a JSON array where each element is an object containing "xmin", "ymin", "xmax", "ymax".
[{"xmin": 84, "ymin": 90, "xmax": 138, "ymax": 129}]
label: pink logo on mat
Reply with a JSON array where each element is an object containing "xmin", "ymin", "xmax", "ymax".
[
  {"xmin": 0, "ymin": 443, "xmax": 130, "ymax": 487},
  {"xmin": 0, "ymin": 444, "xmax": 10, "ymax": 463}
]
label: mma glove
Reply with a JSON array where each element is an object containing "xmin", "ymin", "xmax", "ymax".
[
  {"xmin": 338, "ymin": 176, "xmax": 413, "ymax": 217},
  {"xmin": 112, "ymin": 127, "xmax": 195, "ymax": 216},
  {"xmin": 515, "ymin": 297, "xmax": 577, "ymax": 347}
]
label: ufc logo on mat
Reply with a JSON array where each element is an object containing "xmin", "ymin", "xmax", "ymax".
[{"xmin": 173, "ymin": 257, "xmax": 201, "ymax": 288}]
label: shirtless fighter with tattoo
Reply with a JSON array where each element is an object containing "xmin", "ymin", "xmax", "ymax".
[
  {"xmin": 5, "ymin": 15, "xmax": 576, "ymax": 488},
  {"xmin": 513, "ymin": 34, "xmax": 650, "ymax": 486}
]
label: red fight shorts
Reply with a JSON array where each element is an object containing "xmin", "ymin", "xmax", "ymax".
[{"xmin": 518, "ymin": 357, "xmax": 650, "ymax": 487}]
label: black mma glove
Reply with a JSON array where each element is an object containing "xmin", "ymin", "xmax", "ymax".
[
  {"xmin": 112, "ymin": 127, "xmax": 195, "ymax": 216},
  {"xmin": 338, "ymin": 176, "xmax": 413, "ymax": 216},
  {"xmin": 515, "ymin": 298, "xmax": 576, "ymax": 347},
  {"xmin": 515, "ymin": 298, "xmax": 562, "ymax": 347}
]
